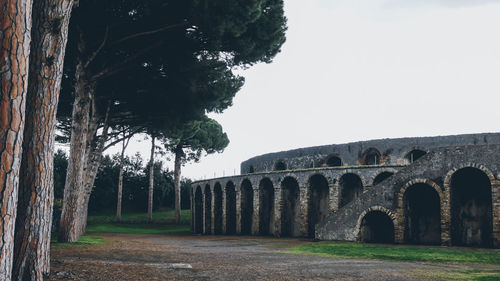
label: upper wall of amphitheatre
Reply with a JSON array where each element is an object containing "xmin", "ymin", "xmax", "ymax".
[{"xmin": 240, "ymin": 132, "xmax": 500, "ymax": 174}]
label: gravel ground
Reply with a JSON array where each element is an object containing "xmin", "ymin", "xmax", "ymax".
[{"xmin": 48, "ymin": 233, "xmax": 497, "ymax": 281}]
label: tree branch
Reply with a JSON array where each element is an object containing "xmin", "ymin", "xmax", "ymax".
[
  {"xmin": 111, "ymin": 22, "xmax": 187, "ymax": 45},
  {"xmin": 84, "ymin": 25, "xmax": 109, "ymax": 68}
]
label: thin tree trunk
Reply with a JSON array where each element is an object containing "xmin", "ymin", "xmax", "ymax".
[
  {"xmin": 174, "ymin": 145, "xmax": 184, "ymax": 224},
  {"xmin": 0, "ymin": 1, "xmax": 32, "ymax": 279},
  {"xmin": 12, "ymin": 1, "xmax": 73, "ymax": 279},
  {"xmin": 147, "ymin": 135, "xmax": 155, "ymax": 222},
  {"xmin": 58, "ymin": 61, "xmax": 93, "ymax": 242},
  {"xmin": 116, "ymin": 134, "xmax": 131, "ymax": 222}
]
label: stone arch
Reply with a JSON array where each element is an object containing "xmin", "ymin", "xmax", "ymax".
[
  {"xmin": 361, "ymin": 148, "xmax": 381, "ymax": 165},
  {"xmin": 371, "ymin": 169, "xmax": 397, "ymax": 186},
  {"xmin": 280, "ymin": 176, "xmax": 300, "ymax": 237},
  {"xmin": 259, "ymin": 178, "xmax": 275, "ymax": 235},
  {"xmin": 204, "ymin": 184, "xmax": 212, "ymax": 234},
  {"xmin": 274, "ymin": 160, "xmax": 287, "ymax": 171},
  {"xmin": 356, "ymin": 206, "xmax": 396, "ymax": 243},
  {"xmin": 446, "ymin": 166, "xmax": 493, "ymax": 247},
  {"xmin": 248, "ymin": 165, "xmax": 255, "ymax": 174},
  {"xmin": 338, "ymin": 173, "xmax": 363, "ymax": 208},
  {"xmin": 325, "ymin": 154, "xmax": 343, "ymax": 167},
  {"xmin": 307, "ymin": 174, "xmax": 330, "ymax": 237},
  {"xmin": 194, "ymin": 186, "xmax": 203, "ymax": 234},
  {"xmin": 402, "ymin": 182, "xmax": 441, "ymax": 245},
  {"xmin": 225, "ymin": 181, "xmax": 236, "ymax": 234},
  {"xmin": 405, "ymin": 147, "xmax": 427, "ymax": 163},
  {"xmin": 213, "ymin": 182, "xmax": 223, "ymax": 234},
  {"xmin": 240, "ymin": 179, "xmax": 253, "ymax": 235}
]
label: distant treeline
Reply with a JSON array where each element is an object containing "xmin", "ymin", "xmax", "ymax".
[{"xmin": 54, "ymin": 150, "xmax": 192, "ymax": 215}]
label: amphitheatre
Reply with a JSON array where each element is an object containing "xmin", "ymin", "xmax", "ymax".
[{"xmin": 191, "ymin": 132, "xmax": 500, "ymax": 248}]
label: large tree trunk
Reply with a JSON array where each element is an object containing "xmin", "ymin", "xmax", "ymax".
[
  {"xmin": 12, "ymin": 0, "xmax": 73, "ymax": 279},
  {"xmin": 147, "ymin": 136, "xmax": 155, "ymax": 222},
  {"xmin": 58, "ymin": 62, "xmax": 93, "ymax": 242},
  {"xmin": 174, "ymin": 145, "xmax": 184, "ymax": 224},
  {"xmin": 0, "ymin": 1, "xmax": 32, "ymax": 279}
]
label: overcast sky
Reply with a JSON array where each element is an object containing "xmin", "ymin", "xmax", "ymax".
[{"xmin": 115, "ymin": 0, "xmax": 500, "ymax": 180}]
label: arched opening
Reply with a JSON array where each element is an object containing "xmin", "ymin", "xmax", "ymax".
[
  {"xmin": 225, "ymin": 181, "xmax": 236, "ymax": 234},
  {"xmin": 406, "ymin": 149, "xmax": 427, "ymax": 163},
  {"xmin": 373, "ymin": 172, "xmax": 394, "ymax": 186},
  {"xmin": 204, "ymin": 185, "xmax": 212, "ymax": 234},
  {"xmin": 362, "ymin": 148, "xmax": 381, "ymax": 165},
  {"xmin": 450, "ymin": 167, "xmax": 493, "ymax": 247},
  {"xmin": 194, "ymin": 186, "xmax": 203, "ymax": 234},
  {"xmin": 326, "ymin": 155, "xmax": 342, "ymax": 167},
  {"xmin": 240, "ymin": 179, "xmax": 253, "ymax": 235},
  {"xmin": 359, "ymin": 211, "xmax": 394, "ymax": 243},
  {"xmin": 214, "ymin": 183, "xmax": 223, "ymax": 235},
  {"xmin": 259, "ymin": 178, "xmax": 275, "ymax": 235},
  {"xmin": 339, "ymin": 173, "xmax": 363, "ymax": 208},
  {"xmin": 248, "ymin": 165, "xmax": 255, "ymax": 174},
  {"xmin": 281, "ymin": 177, "xmax": 300, "ymax": 237},
  {"xmin": 307, "ymin": 174, "xmax": 329, "ymax": 238},
  {"xmin": 403, "ymin": 183, "xmax": 441, "ymax": 245},
  {"xmin": 274, "ymin": 160, "xmax": 287, "ymax": 171}
]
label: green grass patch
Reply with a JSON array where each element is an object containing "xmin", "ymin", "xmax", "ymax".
[
  {"xmin": 293, "ymin": 242, "xmax": 500, "ymax": 265},
  {"xmin": 86, "ymin": 223, "xmax": 190, "ymax": 235},
  {"xmin": 87, "ymin": 209, "xmax": 191, "ymax": 225},
  {"xmin": 428, "ymin": 269, "xmax": 500, "ymax": 280},
  {"xmin": 52, "ymin": 235, "xmax": 104, "ymax": 247}
]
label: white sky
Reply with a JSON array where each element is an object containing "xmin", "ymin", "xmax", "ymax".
[{"xmin": 111, "ymin": 0, "xmax": 500, "ymax": 180}]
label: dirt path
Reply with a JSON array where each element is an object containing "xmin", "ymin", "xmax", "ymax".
[{"xmin": 48, "ymin": 233, "xmax": 497, "ymax": 280}]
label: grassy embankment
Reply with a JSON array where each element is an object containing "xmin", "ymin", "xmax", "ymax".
[
  {"xmin": 53, "ymin": 209, "xmax": 191, "ymax": 246},
  {"xmin": 293, "ymin": 242, "xmax": 500, "ymax": 280}
]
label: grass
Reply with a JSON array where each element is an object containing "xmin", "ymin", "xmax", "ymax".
[
  {"xmin": 52, "ymin": 235, "xmax": 104, "ymax": 247},
  {"xmin": 87, "ymin": 209, "xmax": 191, "ymax": 225},
  {"xmin": 86, "ymin": 223, "xmax": 190, "ymax": 234},
  {"xmin": 428, "ymin": 269, "xmax": 500, "ymax": 281},
  {"xmin": 292, "ymin": 242, "xmax": 500, "ymax": 265}
]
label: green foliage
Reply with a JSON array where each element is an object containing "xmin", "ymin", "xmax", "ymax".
[
  {"xmin": 293, "ymin": 243, "xmax": 500, "ymax": 265},
  {"xmin": 86, "ymin": 224, "xmax": 189, "ymax": 235},
  {"xmin": 52, "ymin": 235, "xmax": 104, "ymax": 247},
  {"xmin": 87, "ymin": 209, "xmax": 191, "ymax": 225}
]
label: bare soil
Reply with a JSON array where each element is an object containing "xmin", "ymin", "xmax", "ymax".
[{"xmin": 48, "ymin": 233, "xmax": 497, "ymax": 280}]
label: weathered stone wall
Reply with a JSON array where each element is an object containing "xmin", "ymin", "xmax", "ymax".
[
  {"xmin": 315, "ymin": 144, "xmax": 500, "ymax": 247},
  {"xmin": 240, "ymin": 133, "xmax": 500, "ymax": 174}
]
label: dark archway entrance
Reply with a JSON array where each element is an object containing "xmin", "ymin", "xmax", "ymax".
[
  {"xmin": 259, "ymin": 178, "xmax": 275, "ymax": 235},
  {"xmin": 362, "ymin": 148, "xmax": 381, "ymax": 165},
  {"xmin": 281, "ymin": 177, "xmax": 300, "ymax": 237},
  {"xmin": 451, "ymin": 167, "xmax": 493, "ymax": 247},
  {"xmin": 373, "ymin": 172, "xmax": 394, "ymax": 186},
  {"xmin": 307, "ymin": 174, "xmax": 329, "ymax": 237},
  {"xmin": 225, "ymin": 181, "xmax": 236, "ymax": 234},
  {"xmin": 406, "ymin": 149, "xmax": 426, "ymax": 163},
  {"xmin": 359, "ymin": 211, "xmax": 394, "ymax": 243},
  {"xmin": 194, "ymin": 186, "xmax": 203, "ymax": 234},
  {"xmin": 326, "ymin": 155, "xmax": 342, "ymax": 167},
  {"xmin": 214, "ymin": 183, "xmax": 223, "ymax": 234},
  {"xmin": 240, "ymin": 179, "xmax": 253, "ymax": 235},
  {"xmin": 204, "ymin": 185, "xmax": 212, "ymax": 234},
  {"xmin": 339, "ymin": 173, "xmax": 363, "ymax": 208},
  {"xmin": 404, "ymin": 183, "xmax": 441, "ymax": 245}
]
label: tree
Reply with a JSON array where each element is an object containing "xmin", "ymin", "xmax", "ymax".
[
  {"xmin": 147, "ymin": 134, "xmax": 156, "ymax": 222},
  {"xmin": 0, "ymin": 1, "xmax": 32, "ymax": 279},
  {"xmin": 116, "ymin": 132, "xmax": 132, "ymax": 222},
  {"xmin": 12, "ymin": 1, "xmax": 74, "ymax": 279},
  {"xmin": 163, "ymin": 117, "xmax": 229, "ymax": 224},
  {"xmin": 58, "ymin": 0, "xmax": 287, "ymax": 242}
]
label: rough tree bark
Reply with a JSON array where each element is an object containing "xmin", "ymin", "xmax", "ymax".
[
  {"xmin": 58, "ymin": 61, "xmax": 94, "ymax": 242},
  {"xmin": 12, "ymin": 0, "xmax": 74, "ymax": 279},
  {"xmin": 174, "ymin": 144, "xmax": 184, "ymax": 224},
  {"xmin": 147, "ymin": 135, "xmax": 155, "ymax": 222},
  {"xmin": 0, "ymin": 1, "xmax": 32, "ymax": 279},
  {"xmin": 116, "ymin": 135, "xmax": 131, "ymax": 222}
]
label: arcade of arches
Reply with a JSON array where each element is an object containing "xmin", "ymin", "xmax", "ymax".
[{"xmin": 192, "ymin": 164, "xmax": 500, "ymax": 248}]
